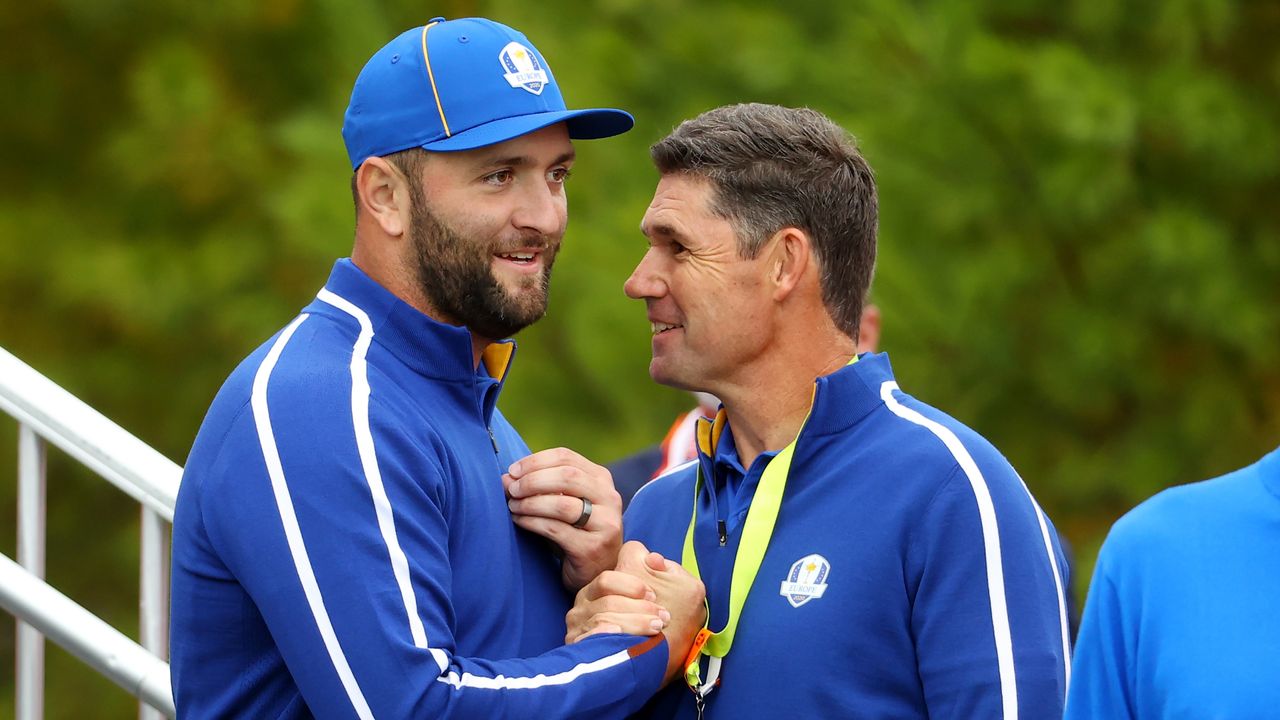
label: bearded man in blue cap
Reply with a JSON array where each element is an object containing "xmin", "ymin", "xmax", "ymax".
[{"xmin": 170, "ymin": 18, "xmax": 704, "ymax": 719}]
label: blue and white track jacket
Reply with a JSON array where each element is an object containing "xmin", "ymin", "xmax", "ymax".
[
  {"xmin": 625, "ymin": 354, "xmax": 1070, "ymax": 718},
  {"xmin": 171, "ymin": 259, "xmax": 666, "ymax": 719}
]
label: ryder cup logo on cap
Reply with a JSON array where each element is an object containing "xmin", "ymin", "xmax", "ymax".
[
  {"xmin": 341, "ymin": 17, "xmax": 634, "ymax": 169},
  {"xmin": 499, "ymin": 42, "xmax": 548, "ymax": 95}
]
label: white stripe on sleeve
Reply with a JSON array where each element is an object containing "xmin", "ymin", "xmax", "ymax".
[
  {"xmin": 880, "ymin": 381, "xmax": 1018, "ymax": 719},
  {"xmin": 317, "ymin": 288, "xmax": 450, "ymax": 674},
  {"xmin": 252, "ymin": 314, "xmax": 376, "ymax": 720},
  {"xmin": 1016, "ymin": 473, "xmax": 1072, "ymax": 692},
  {"xmin": 437, "ymin": 649, "xmax": 633, "ymax": 690}
]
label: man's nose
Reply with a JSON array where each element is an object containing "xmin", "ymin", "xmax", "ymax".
[
  {"xmin": 512, "ymin": 181, "xmax": 566, "ymax": 237},
  {"xmin": 624, "ymin": 248, "xmax": 665, "ymax": 300}
]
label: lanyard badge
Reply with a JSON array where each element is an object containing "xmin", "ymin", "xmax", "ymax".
[
  {"xmin": 679, "ymin": 428, "xmax": 801, "ymax": 699},
  {"xmin": 678, "ymin": 357, "xmax": 854, "ymax": 710}
]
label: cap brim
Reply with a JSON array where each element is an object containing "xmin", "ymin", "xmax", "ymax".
[{"xmin": 421, "ymin": 108, "xmax": 634, "ymax": 152}]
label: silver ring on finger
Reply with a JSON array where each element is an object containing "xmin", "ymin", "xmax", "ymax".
[{"xmin": 572, "ymin": 497, "xmax": 593, "ymax": 529}]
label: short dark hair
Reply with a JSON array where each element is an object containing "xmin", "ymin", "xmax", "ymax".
[
  {"xmin": 650, "ymin": 103, "xmax": 878, "ymax": 339},
  {"xmin": 350, "ymin": 148, "xmax": 430, "ymax": 216}
]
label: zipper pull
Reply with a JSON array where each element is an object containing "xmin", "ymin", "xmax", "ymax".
[
  {"xmin": 717, "ymin": 520, "xmax": 727, "ymax": 546},
  {"xmin": 488, "ymin": 427, "xmax": 499, "ymax": 454}
]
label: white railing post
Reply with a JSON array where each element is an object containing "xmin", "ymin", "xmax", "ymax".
[
  {"xmin": 139, "ymin": 507, "xmax": 169, "ymax": 720},
  {"xmin": 17, "ymin": 423, "xmax": 47, "ymax": 720},
  {"xmin": 2, "ymin": 347, "xmax": 180, "ymax": 716}
]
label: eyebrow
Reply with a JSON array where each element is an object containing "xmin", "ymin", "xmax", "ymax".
[
  {"xmin": 474, "ymin": 149, "xmax": 576, "ymax": 171},
  {"xmin": 640, "ymin": 221, "xmax": 683, "ymax": 240}
]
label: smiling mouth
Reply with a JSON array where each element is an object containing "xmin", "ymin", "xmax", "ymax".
[
  {"xmin": 495, "ymin": 251, "xmax": 538, "ymax": 266},
  {"xmin": 651, "ymin": 322, "xmax": 683, "ymax": 335}
]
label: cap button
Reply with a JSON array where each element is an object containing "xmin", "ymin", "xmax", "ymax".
[{"xmin": 428, "ymin": 16, "xmax": 446, "ymax": 23}]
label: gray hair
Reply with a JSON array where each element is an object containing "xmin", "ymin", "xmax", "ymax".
[{"xmin": 650, "ymin": 103, "xmax": 878, "ymax": 338}]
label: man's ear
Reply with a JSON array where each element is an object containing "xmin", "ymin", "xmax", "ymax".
[
  {"xmin": 857, "ymin": 303, "xmax": 881, "ymax": 353},
  {"xmin": 355, "ymin": 157, "xmax": 411, "ymax": 238},
  {"xmin": 768, "ymin": 227, "xmax": 813, "ymax": 302}
]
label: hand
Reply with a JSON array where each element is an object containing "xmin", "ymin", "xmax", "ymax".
[
  {"xmin": 568, "ymin": 542, "xmax": 706, "ymax": 687},
  {"xmin": 504, "ymin": 447, "xmax": 624, "ymax": 591},
  {"xmin": 566, "ymin": 567, "xmax": 670, "ymax": 644}
]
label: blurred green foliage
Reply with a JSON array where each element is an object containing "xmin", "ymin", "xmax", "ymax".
[{"xmin": 1, "ymin": 0, "xmax": 1278, "ymax": 715}]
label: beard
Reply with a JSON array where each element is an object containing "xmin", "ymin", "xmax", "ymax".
[{"xmin": 409, "ymin": 200, "xmax": 558, "ymax": 341}]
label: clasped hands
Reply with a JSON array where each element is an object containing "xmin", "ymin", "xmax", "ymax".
[{"xmin": 566, "ymin": 541, "xmax": 707, "ymax": 686}]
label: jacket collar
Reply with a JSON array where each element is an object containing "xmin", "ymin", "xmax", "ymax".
[
  {"xmin": 694, "ymin": 352, "xmax": 898, "ymax": 464},
  {"xmin": 303, "ymin": 258, "xmax": 516, "ymax": 383},
  {"xmin": 806, "ymin": 352, "xmax": 896, "ymax": 438}
]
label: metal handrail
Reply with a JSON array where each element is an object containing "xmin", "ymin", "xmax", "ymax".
[
  {"xmin": 1, "ymin": 346, "xmax": 178, "ymax": 718},
  {"xmin": 0, "ymin": 347, "xmax": 179, "ymax": 519},
  {"xmin": 0, "ymin": 555, "xmax": 175, "ymax": 716}
]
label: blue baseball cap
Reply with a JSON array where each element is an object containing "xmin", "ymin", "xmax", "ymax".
[{"xmin": 342, "ymin": 17, "xmax": 634, "ymax": 169}]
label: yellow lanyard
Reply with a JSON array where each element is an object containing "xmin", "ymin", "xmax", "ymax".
[
  {"xmin": 680, "ymin": 434, "xmax": 799, "ymax": 691},
  {"xmin": 679, "ymin": 356, "xmax": 856, "ymax": 694}
]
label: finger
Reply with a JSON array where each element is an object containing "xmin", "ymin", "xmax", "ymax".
[
  {"xmin": 511, "ymin": 509, "xmax": 617, "ymax": 550},
  {"xmin": 505, "ymin": 465, "xmax": 592, "ymax": 500},
  {"xmin": 571, "ymin": 623, "xmax": 622, "ymax": 643},
  {"xmin": 614, "ymin": 540, "xmax": 654, "ymax": 573},
  {"xmin": 510, "ymin": 500, "xmax": 622, "ymax": 545},
  {"xmin": 513, "ymin": 513, "xmax": 616, "ymax": 567},
  {"xmin": 508, "ymin": 447, "xmax": 593, "ymax": 479},
  {"xmin": 510, "ymin": 512, "xmax": 572, "ymax": 543},
  {"xmin": 508, "ymin": 493, "xmax": 589, "ymax": 525},
  {"xmin": 571, "ymin": 612, "xmax": 665, "ymax": 643},
  {"xmin": 582, "ymin": 595, "xmax": 669, "ymax": 619},
  {"xmin": 567, "ymin": 597, "xmax": 667, "ymax": 636},
  {"xmin": 644, "ymin": 551, "xmax": 668, "ymax": 573},
  {"xmin": 511, "ymin": 514, "xmax": 613, "ymax": 565},
  {"xmin": 576, "ymin": 571, "xmax": 656, "ymax": 604}
]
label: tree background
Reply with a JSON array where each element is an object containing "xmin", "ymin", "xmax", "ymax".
[{"xmin": 1, "ymin": 0, "xmax": 1278, "ymax": 715}]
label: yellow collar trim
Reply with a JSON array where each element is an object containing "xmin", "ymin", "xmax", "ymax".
[{"xmin": 481, "ymin": 342, "xmax": 514, "ymax": 381}]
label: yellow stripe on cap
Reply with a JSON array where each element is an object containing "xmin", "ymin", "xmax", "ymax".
[{"xmin": 421, "ymin": 23, "xmax": 451, "ymax": 137}]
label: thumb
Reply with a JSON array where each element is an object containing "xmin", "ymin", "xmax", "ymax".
[
  {"xmin": 616, "ymin": 540, "xmax": 651, "ymax": 571},
  {"xmin": 644, "ymin": 551, "xmax": 668, "ymax": 573}
]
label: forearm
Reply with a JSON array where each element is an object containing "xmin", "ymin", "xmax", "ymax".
[{"xmin": 296, "ymin": 633, "xmax": 669, "ymax": 719}]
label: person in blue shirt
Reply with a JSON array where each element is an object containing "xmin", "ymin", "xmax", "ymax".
[
  {"xmin": 170, "ymin": 17, "xmax": 703, "ymax": 719},
  {"xmin": 568, "ymin": 103, "xmax": 1072, "ymax": 718},
  {"xmin": 1066, "ymin": 445, "xmax": 1280, "ymax": 719}
]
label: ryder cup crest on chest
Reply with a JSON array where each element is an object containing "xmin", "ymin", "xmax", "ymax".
[
  {"xmin": 499, "ymin": 42, "xmax": 548, "ymax": 95},
  {"xmin": 780, "ymin": 554, "xmax": 830, "ymax": 608}
]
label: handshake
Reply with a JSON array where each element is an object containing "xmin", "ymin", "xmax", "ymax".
[{"xmin": 565, "ymin": 541, "xmax": 708, "ymax": 686}]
